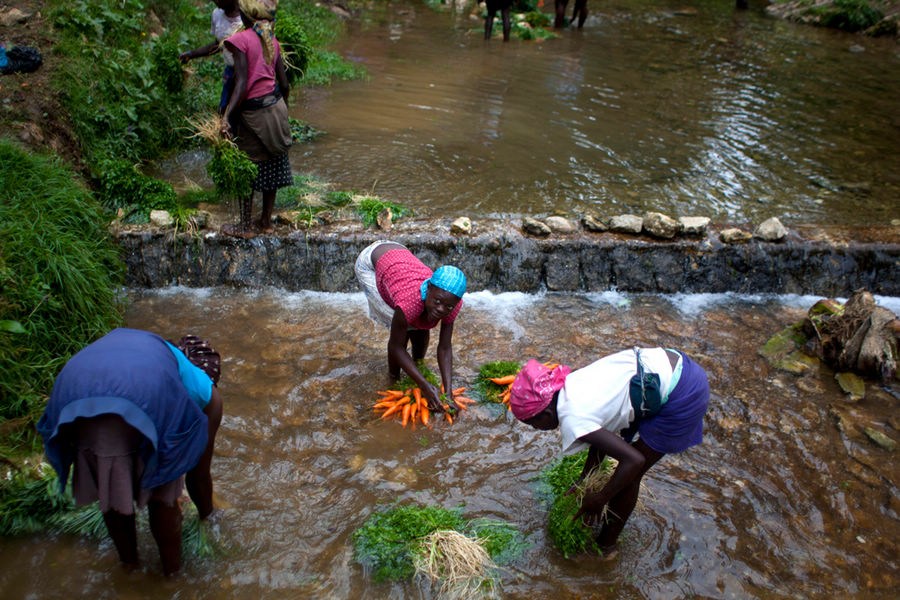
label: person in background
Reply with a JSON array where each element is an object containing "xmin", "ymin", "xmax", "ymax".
[
  {"xmin": 355, "ymin": 241, "xmax": 467, "ymax": 413},
  {"xmin": 509, "ymin": 347, "xmax": 709, "ymax": 558},
  {"xmin": 220, "ymin": 0, "xmax": 292, "ymax": 238},
  {"xmin": 180, "ymin": 0, "xmax": 243, "ymax": 114},
  {"xmin": 37, "ymin": 329, "xmax": 224, "ymax": 576},
  {"xmin": 484, "ymin": 0, "xmax": 513, "ymax": 42},
  {"xmin": 555, "ymin": 0, "xmax": 588, "ymax": 29}
]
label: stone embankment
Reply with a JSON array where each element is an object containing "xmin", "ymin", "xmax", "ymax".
[{"xmin": 116, "ymin": 216, "xmax": 899, "ymax": 296}]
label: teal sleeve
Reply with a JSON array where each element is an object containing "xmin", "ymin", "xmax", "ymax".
[{"xmin": 165, "ymin": 341, "xmax": 213, "ymax": 410}]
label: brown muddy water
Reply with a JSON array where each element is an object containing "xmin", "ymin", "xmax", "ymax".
[
  {"xmin": 292, "ymin": 0, "xmax": 900, "ymax": 226},
  {"xmin": 2, "ymin": 289, "xmax": 898, "ymax": 599}
]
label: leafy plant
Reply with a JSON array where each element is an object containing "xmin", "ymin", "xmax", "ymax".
[
  {"xmin": 207, "ymin": 142, "xmax": 258, "ymax": 202},
  {"xmin": 0, "ymin": 463, "xmax": 224, "ymax": 558},
  {"xmin": 356, "ymin": 198, "xmax": 411, "ymax": 227},
  {"xmin": 812, "ymin": 0, "xmax": 883, "ymax": 31},
  {"xmin": 353, "ymin": 504, "xmax": 466, "ymax": 582},
  {"xmin": 353, "ymin": 504, "xmax": 526, "ymax": 583},
  {"xmin": 94, "ymin": 158, "xmax": 178, "ymax": 215},
  {"xmin": 289, "ymin": 118, "xmax": 322, "ymax": 144},
  {"xmin": 276, "ymin": 11, "xmax": 313, "ymax": 83},
  {"xmin": 536, "ymin": 450, "xmax": 614, "ymax": 558}
]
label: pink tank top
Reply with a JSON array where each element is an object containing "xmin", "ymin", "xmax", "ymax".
[
  {"xmin": 225, "ymin": 28, "xmax": 281, "ymax": 101},
  {"xmin": 375, "ymin": 249, "xmax": 462, "ymax": 330}
]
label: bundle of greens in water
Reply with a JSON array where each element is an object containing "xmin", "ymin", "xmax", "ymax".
[
  {"xmin": 536, "ymin": 450, "xmax": 617, "ymax": 559},
  {"xmin": 352, "ymin": 503, "xmax": 528, "ymax": 598}
]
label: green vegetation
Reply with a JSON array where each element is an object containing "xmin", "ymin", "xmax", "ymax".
[
  {"xmin": 352, "ymin": 504, "xmax": 526, "ymax": 583},
  {"xmin": 536, "ymin": 450, "xmax": 614, "ymax": 558},
  {"xmin": 0, "ymin": 140, "xmax": 124, "ymax": 450},
  {"xmin": 808, "ymin": 0, "xmax": 884, "ymax": 31},
  {"xmin": 274, "ymin": 174, "xmax": 409, "ymax": 229},
  {"xmin": 0, "ymin": 463, "xmax": 223, "ymax": 558}
]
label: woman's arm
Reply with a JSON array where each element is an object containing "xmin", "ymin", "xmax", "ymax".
[
  {"xmin": 275, "ymin": 53, "xmax": 289, "ymax": 107},
  {"xmin": 388, "ymin": 309, "xmax": 443, "ymax": 412},
  {"xmin": 220, "ymin": 43, "xmax": 247, "ymax": 137},
  {"xmin": 573, "ymin": 428, "xmax": 645, "ymax": 525},
  {"xmin": 436, "ymin": 320, "xmax": 454, "ymax": 404},
  {"xmin": 185, "ymin": 386, "xmax": 223, "ymax": 519}
]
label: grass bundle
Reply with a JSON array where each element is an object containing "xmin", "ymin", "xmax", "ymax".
[
  {"xmin": 187, "ymin": 114, "xmax": 257, "ymax": 203},
  {"xmin": 353, "ymin": 504, "xmax": 526, "ymax": 594},
  {"xmin": 537, "ymin": 450, "xmax": 616, "ymax": 559}
]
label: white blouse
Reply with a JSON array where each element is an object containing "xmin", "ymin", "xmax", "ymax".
[{"xmin": 556, "ymin": 348, "xmax": 676, "ymax": 454}]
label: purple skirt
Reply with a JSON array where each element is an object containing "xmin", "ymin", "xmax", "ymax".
[{"xmin": 637, "ymin": 352, "xmax": 709, "ymax": 454}]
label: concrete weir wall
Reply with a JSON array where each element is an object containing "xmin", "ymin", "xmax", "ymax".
[{"xmin": 116, "ymin": 224, "xmax": 900, "ymax": 296}]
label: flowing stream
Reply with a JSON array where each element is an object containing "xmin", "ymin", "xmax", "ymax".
[
  {"xmin": 1, "ymin": 289, "xmax": 897, "ymax": 598},
  {"xmin": 3, "ymin": 1, "xmax": 899, "ymax": 598}
]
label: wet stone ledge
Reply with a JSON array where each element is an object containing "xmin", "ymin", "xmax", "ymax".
[{"xmin": 115, "ymin": 221, "xmax": 900, "ymax": 296}]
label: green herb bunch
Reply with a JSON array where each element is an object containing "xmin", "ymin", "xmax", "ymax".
[
  {"xmin": 352, "ymin": 504, "xmax": 527, "ymax": 583},
  {"xmin": 537, "ymin": 450, "xmax": 613, "ymax": 559}
]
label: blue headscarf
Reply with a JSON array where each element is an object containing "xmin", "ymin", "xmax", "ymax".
[{"xmin": 420, "ymin": 265, "xmax": 467, "ymax": 300}]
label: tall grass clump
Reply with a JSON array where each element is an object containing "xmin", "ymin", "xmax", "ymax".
[
  {"xmin": 280, "ymin": 0, "xmax": 367, "ymax": 86},
  {"xmin": 0, "ymin": 140, "xmax": 123, "ymax": 446}
]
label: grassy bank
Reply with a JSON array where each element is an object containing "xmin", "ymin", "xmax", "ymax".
[{"xmin": 0, "ymin": 139, "xmax": 125, "ymax": 457}]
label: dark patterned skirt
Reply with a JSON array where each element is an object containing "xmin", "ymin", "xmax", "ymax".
[{"xmin": 253, "ymin": 152, "xmax": 293, "ymax": 192}]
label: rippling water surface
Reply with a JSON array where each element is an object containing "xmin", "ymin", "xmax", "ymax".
[
  {"xmin": 288, "ymin": 0, "xmax": 900, "ymax": 226},
  {"xmin": 2, "ymin": 289, "xmax": 897, "ymax": 598}
]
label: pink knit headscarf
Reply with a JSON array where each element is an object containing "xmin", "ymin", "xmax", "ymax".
[{"xmin": 509, "ymin": 359, "xmax": 571, "ymax": 421}]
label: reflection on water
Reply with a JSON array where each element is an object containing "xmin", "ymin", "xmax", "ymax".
[
  {"xmin": 2, "ymin": 289, "xmax": 897, "ymax": 598},
  {"xmin": 287, "ymin": 1, "xmax": 900, "ymax": 226}
]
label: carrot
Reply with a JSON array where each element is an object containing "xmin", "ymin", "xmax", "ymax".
[
  {"xmin": 489, "ymin": 375, "xmax": 516, "ymax": 385},
  {"xmin": 401, "ymin": 403, "xmax": 412, "ymax": 427},
  {"xmin": 381, "ymin": 402, "xmax": 405, "ymax": 419},
  {"xmin": 445, "ymin": 412, "xmax": 454, "ymax": 424},
  {"xmin": 409, "ymin": 401, "xmax": 418, "ymax": 423},
  {"xmin": 413, "ymin": 387, "xmax": 423, "ymax": 406},
  {"xmin": 452, "ymin": 387, "xmax": 466, "ymax": 396},
  {"xmin": 377, "ymin": 390, "xmax": 405, "ymax": 399},
  {"xmin": 453, "ymin": 396, "xmax": 476, "ymax": 405},
  {"xmin": 373, "ymin": 399, "xmax": 402, "ymax": 410},
  {"xmin": 421, "ymin": 406, "xmax": 430, "ymax": 426}
]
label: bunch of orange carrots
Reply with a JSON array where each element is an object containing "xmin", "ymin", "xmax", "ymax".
[
  {"xmin": 487, "ymin": 375, "xmax": 516, "ymax": 408},
  {"xmin": 373, "ymin": 387, "xmax": 476, "ymax": 427},
  {"xmin": 483, "ymin": 363, "xmax": 556, "ymax": 409}
]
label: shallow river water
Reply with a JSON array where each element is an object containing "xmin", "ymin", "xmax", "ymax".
[
  {"xmin": 291, "ymin": 0, "xmax": 900, "ymax": 226},
  {"xmin": 2, "ymin": 289, "xmax": 897, "ymax": 599}
]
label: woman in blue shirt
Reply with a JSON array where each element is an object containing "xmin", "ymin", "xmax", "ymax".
[{"xmin": 38, "ymin": 328, "xmax": 224, "ymax": 576}]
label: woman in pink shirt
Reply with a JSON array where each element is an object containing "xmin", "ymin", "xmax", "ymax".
[
  {"xmin": 220, "ymin": 0, "xmax": 292, "ymax": 238},
  {"xmin": 355, "ymin": 241, "xmax": 467, "ymax": 413}
]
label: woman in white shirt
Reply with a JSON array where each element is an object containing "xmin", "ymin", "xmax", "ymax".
[{"xmin": 509, "ymin": 347, "xmax": 710, "ymax": 557}]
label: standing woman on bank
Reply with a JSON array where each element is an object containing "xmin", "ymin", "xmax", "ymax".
[{"xmin": 220, "ymin": 0, "xmax": 293, "ymax": 238}]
